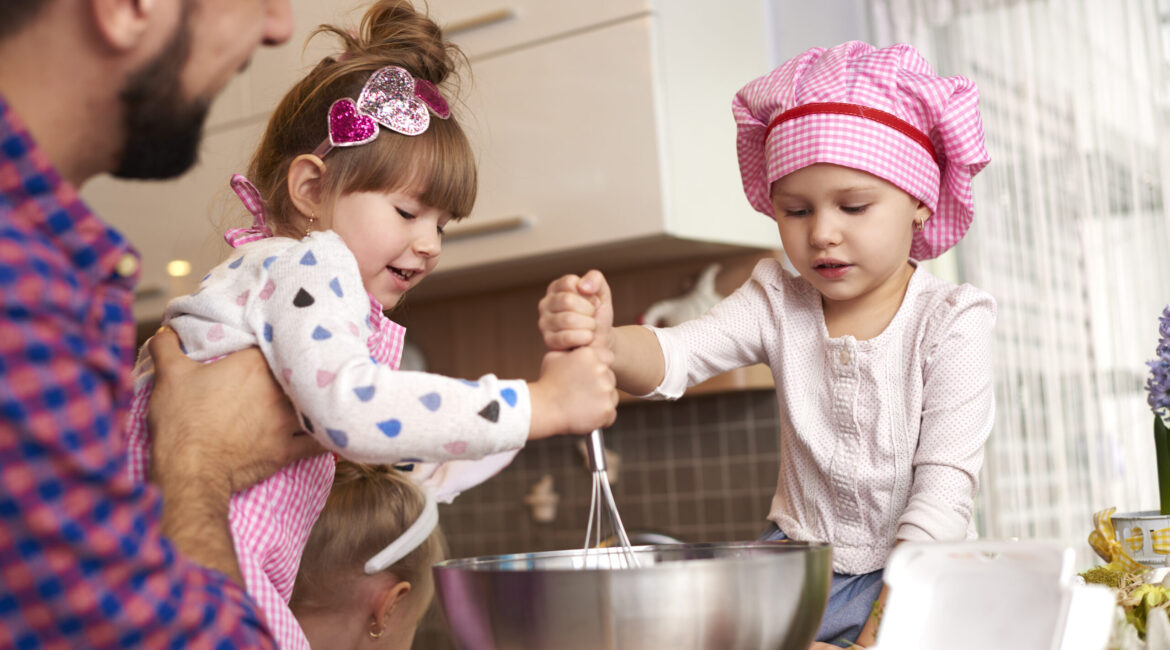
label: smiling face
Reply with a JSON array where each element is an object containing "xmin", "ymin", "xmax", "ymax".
[
  {"xmin": 771, "ymin": 163, "xmax": 931, "ymax": 318},
  {"xmin": 326, "ymin": 185, "xmax": 451, "ymax": 308}
]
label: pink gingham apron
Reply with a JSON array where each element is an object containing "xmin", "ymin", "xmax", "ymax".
[{"xmin": 125, "ymin": 175, "xmax": 405, "ymax": 649}]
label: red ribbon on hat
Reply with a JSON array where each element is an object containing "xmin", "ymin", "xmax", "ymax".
[{"xmin": 766, "ymin": 102, "xmax": 938, "ymax": 164}]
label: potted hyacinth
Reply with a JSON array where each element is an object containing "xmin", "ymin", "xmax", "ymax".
[
  {"xmin": 1078, "ymin": 308, "xmax": 1170, "ymax": 646},
  {"xmin": 1108, "ymin": 306, "xmax": 1170, "ymax": 568},
  {"xmin": 1148, "ymin": 306, "xmax": 1170, "ymax": 516}
]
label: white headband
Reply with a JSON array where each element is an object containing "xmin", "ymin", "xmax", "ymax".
[{"xmin": 363, "ymin": 490, "xmax": 439, "ymax": 574}]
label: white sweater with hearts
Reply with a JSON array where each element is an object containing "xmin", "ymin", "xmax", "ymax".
[{"xmin": 160, "ymin": 230, "xmax": 530, "ymax": 463}]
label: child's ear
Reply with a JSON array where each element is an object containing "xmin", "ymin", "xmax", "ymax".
[
  {"xmin": 287, "ymin": 154, "xmax": 328, "ymax": 228},
  {"xmin": 375, "ymin": 580, "xmax": 412, "ymax": 622},
  {"xmin": 914, "ymin": 201, "xmax": 932, "ymax": 228}
]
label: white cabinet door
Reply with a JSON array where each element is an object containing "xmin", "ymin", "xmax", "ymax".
[
  {"xmin": 429, "ymin": 0, "xmax": 649, "ymax": 58},
  {"xmin": 437, "ymin": 17, "xmax": 666, "ymax": 273}
]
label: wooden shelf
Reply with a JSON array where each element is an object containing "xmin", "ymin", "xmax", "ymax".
[
  {"xmin": 692, "ymin": 363, "xmax": 774, "ymax": 395},
  {"xmin": 618, "ymin": 363, "xmax": 773, "ymax": 403}
]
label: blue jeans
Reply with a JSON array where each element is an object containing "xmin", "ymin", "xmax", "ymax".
[{"xmin": 759, "ymin": 525, "xmax": 885, "ymax": 646}]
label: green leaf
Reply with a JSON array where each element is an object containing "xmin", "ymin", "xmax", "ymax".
[{"xmin": 1156, "ymin": 416, "xmax": 1170, "ymax": 515}]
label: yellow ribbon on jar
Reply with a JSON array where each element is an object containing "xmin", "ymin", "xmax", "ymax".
[
  {"xmin": 1089, "ymin": 508, "xmax": 1146, "ymax": 573},
  {"xmin": 1153, "ymin": 527, "xmax": 1170, "ymax": 555},
  {"xmin": 1127, "ymin": 526, "xmax": 1145, "ymax": 552}
]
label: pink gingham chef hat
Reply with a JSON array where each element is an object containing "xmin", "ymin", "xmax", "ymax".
[{"xmin": 733, "ymin": 41, "xmax": 990, "ymax": 259}]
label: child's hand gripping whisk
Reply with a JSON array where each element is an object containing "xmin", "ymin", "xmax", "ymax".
[{"xmin": 536, "ymin": 271, "xmax": 640, "ymax": 568}]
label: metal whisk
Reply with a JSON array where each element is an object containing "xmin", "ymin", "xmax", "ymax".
[{"xmin": 582, "ymin": 429, "xmax": 640, "ymax": 569}]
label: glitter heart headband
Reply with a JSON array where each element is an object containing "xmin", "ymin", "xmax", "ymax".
[{"xmin": 311, "ymin": 65, "xmax": 451, "ymax": 158}]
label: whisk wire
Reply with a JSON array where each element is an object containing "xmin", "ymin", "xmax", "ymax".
[{"xmin": 582, "ymin": 429, "xmax": 640, "ymax": 568}]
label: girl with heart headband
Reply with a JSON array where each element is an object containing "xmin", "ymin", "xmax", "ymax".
[
  {"xmin": 123, "ymin": 1, "xmax": 618, "ymax": 648},
  {"xmin": 536, "ymin": 41, "xmax": 995, "ymax": 648},
  {"xmin": 291, "ymin": 461, "xmax": 445, "ymax": 650}
]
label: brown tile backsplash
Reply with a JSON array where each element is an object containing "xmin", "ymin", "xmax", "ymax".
[{"xmin": 415, "ymin": 388, "xmax": 782, "ymax": 649}]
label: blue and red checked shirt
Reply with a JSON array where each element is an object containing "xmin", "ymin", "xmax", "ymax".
[{"xmin": 0, "ymin": 96, "xmax": 276, "ymax": 648}]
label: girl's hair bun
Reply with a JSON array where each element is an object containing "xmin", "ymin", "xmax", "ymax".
[{"xmin": 316, "ymin": 0, "xmax": 464, "ymax": 90}]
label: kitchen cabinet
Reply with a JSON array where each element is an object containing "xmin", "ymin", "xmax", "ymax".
[
  {"xmin": 419, "ymin": 1, "xmax": 783, "ymax": 298},
  {"xmin": 426, "ymin": 0, "xmax": 648, "ymax": 57},
  {"xmin": 81, "ymin": 0, "xmax": 781, "ymax": 321}
]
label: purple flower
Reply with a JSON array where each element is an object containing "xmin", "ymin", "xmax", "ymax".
[{"xmin": 1150, "ymin": 306, "xmax": 1170, "ymax": 416}]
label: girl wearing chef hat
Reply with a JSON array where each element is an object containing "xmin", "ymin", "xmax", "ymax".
[{"xmin": 537, "ymin": 40, "xmax": 995, "ymax": 647}]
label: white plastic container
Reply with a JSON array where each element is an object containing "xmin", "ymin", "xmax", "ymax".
[{"xmin": 870, "ymin": 541, "xmax": 1114, "ymax": 650}]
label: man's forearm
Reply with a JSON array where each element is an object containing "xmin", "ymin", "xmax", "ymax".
[{"xmin": 155, "ymin": 463, "xmax": 244, "ymax": 586}]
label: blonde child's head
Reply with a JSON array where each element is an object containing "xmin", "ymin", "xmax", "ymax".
[
  {"xmin": 291, "ymin": 461, "xmax": 446, "ymax": 650},
  {"xmin": 733, "ymin": 41, "xmax": 990, "ymax": 263},
  {"xmin": 242, "ymin": 0, "xmax": 475, "ymax": 308}
]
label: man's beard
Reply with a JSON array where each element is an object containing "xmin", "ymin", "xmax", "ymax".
[{"xmin": 113, "ymin": 9, "xmax": 211, "ymax": 180}]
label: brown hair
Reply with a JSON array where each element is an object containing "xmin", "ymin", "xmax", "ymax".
[
  {"xmin": 290, "ymin": 461, "xmax": 446, "ymax": 616},
  {"xmin": 246, "ymin": 0, "xmax": 476, "ymax": 237}
]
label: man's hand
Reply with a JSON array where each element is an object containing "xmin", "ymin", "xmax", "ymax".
[
  {"xmin": 146, "ymin": 328, "xmax": 323, "ymax": 584},
  {"xmin": 147, "ymin": 328, "xmax": 320, "ymax": 492}
]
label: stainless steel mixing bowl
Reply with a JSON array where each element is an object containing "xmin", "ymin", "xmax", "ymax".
[{"xmin": 433, "ymin": 540, "xmax": 832, "ymax": 650}]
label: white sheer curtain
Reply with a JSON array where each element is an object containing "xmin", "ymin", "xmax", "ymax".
[{"xmin": 867, "ymin": 0, "xmax": 1170, "ymax": 563}]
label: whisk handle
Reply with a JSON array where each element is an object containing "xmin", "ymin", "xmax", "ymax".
[{"xmin": 585, "ymin": 429, "xmax": 607, "ymax": 471}]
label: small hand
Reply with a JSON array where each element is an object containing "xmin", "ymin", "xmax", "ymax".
[
  {"xmin": 538, "ymin": 270, "xmax": 614, "ymax": 352},
  {"xmin": 528, "ymin": 346, "xmax": 618, "ymax": 439}
]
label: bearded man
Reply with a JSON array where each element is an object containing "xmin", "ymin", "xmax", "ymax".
[{"xmin": 0, "ymin": 1, "xmax": 327, "ymax": 646}]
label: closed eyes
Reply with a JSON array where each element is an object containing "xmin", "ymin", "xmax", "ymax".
[
  {"xmin": 780, "ymin": 205, "xmax": 870, "ymax": 217},
  {"xmin": 396, "ymin": 205, "xmax": 447, "ymax": 236}
]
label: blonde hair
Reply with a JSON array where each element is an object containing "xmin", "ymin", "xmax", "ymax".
[
  {"xmin": 246, "ymin": 0, "xmax": 476, "ymax": 237},
  {"xmin": 290, "ymin": 461, "xmax": 446, "ymax": 616}
]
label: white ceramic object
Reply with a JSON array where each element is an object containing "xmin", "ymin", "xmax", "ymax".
[
  {"xmin": 523, "ymin": 474, "xmax": 559, "ymax": 524},
  {"xmin": 640, "ymin": 263, "xmax": 723, "ymax": 327},
  {"xmin": 1149, "ymin": 608, "xmax": 1170, "ymax": 650},
  {"xmin": 870, "ymin": 540, "xmax": 1114, "ymax": 650}
]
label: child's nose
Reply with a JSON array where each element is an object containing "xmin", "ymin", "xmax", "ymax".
[
  {"xmin": 414, "ymin": 229, "xmax": 441, "ymax": 257},
  {"xmin": 808, "ymin": 213, "xmax": 841, "ymax": 248}
]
